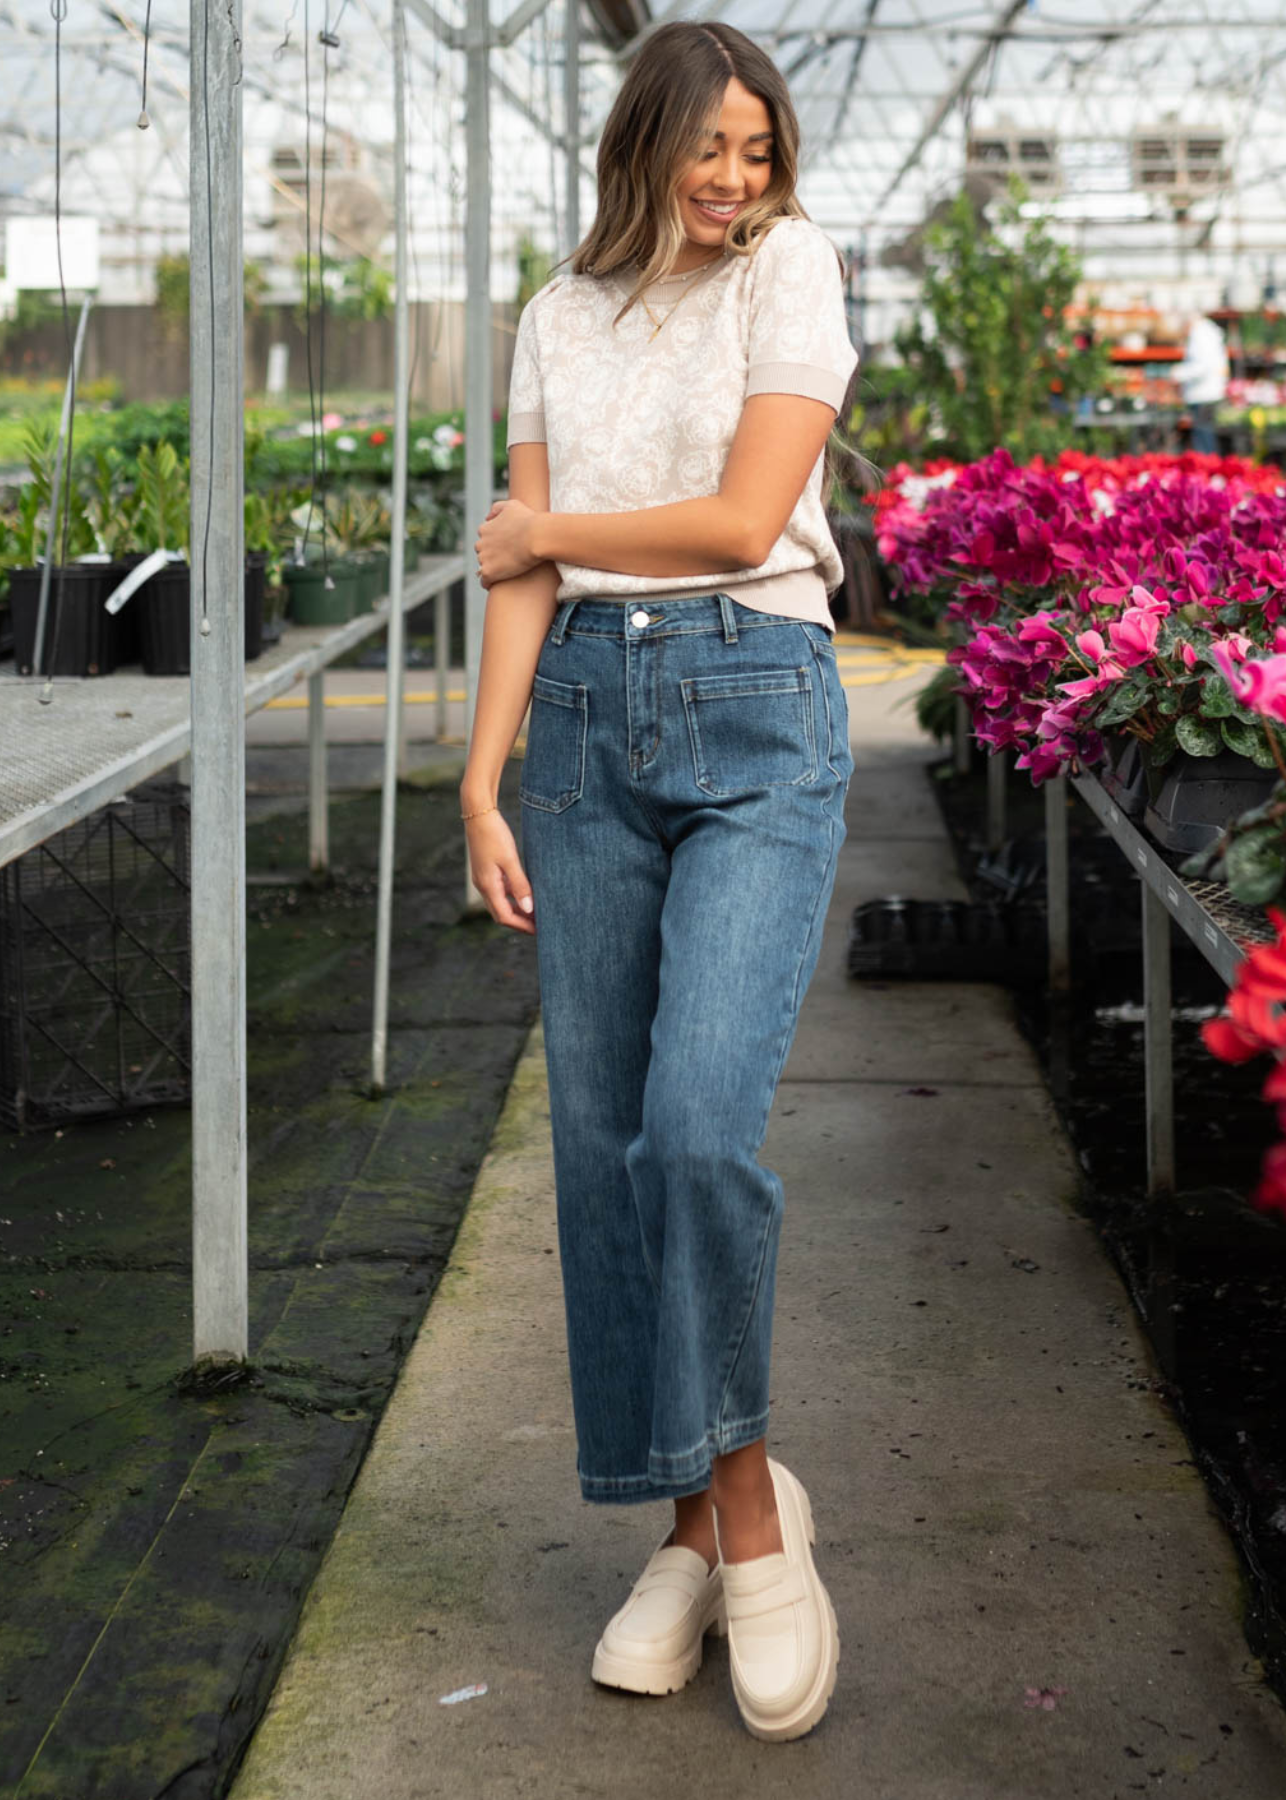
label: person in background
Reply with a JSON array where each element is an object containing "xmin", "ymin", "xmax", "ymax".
[{"xmin": 1174, "ymin": 308, "xmax": 1229, "ymax": 454}]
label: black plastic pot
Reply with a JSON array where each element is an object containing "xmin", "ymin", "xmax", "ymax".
[
  {"xmin": 139, "ymin": 563, "xmax": 192, "ymax": 676},
  {"xmin": 1142, "ymin": 747, "xmax": 1279, "ymax": 856},
  {"xmin": 103, "ymin": 554, "xmax": 151, "ymax": 666},
  {"xmin": 1098, "ymin": 733, "xmax": 1149, "ymax": 820},
  {"xmin": 244, "ymin": 552, "xmax": 267, "ymax": 660},
  {"xmin": 9, "ymin": 565, "xmax": 120, "ymax": 677}
]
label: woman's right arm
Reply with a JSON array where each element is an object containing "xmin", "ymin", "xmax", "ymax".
[{"xmin": 460, "ymin": 440, "xmax": 560, "ymax": 935}]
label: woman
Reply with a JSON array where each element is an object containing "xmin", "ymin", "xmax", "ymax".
[{"xmin": 461, "ymin": 18, "xmax": 858, "ymax": 1743}]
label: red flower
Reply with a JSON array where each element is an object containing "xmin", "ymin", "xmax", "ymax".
[
  {"xmin": 1252, "ymin": 1142, "xmax": 1286, "ymax": 1218},
  {"xmin": 369, "ymin": 429, "xmax": 389, "ymax": 446}
]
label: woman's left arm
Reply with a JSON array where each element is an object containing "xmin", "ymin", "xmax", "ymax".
[{"xmin": 476, "ymin": 390, "xmax": 837, "ymax": 585}]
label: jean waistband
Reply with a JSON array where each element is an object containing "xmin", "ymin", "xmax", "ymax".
[{"xmin": 550, "ymin": 592, "xmax": 768, "ymax": 643}]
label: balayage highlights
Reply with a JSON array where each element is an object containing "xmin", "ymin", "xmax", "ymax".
[
  {"xmin": 568, "ymin": 21, "xmax": 812, "ymax": 316},
  {"xmin": 556, "ymin": 19, "xmax": 871, "ymax": 506}
]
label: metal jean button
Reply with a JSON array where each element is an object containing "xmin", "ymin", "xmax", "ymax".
[{"xmin": 630, "ymin": 609, "xmax": 651, "ymax": 627}]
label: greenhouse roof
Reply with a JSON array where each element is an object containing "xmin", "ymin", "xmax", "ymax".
[{"xmin": 3, "ymin": 0, "xmax": 1286, "ymax": 302}]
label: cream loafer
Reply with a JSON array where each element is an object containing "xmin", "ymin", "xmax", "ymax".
[
  {"xmin": 591, "ymin": 1539, "xmax": 726, "ymax": 1696},
  {"xmin": 718, "ymin": 1459, "xmax": 840, "ymax": 1742}
]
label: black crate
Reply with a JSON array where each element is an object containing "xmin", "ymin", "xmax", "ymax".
[{"xmin": 0, "ymin": 784, "xmax": 192, "ymax": 1130}]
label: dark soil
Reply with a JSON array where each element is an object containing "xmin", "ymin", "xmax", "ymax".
[
  {"xmin": 928, "ymin": 757, "xmax": 1286, "ymax": 1703},
  {"xmin": 0, "ymin": 765, "xmax": 541, "ymax": 1799}
]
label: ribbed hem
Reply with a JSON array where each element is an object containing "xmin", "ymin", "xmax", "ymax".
[
  {"xmin": 506, "ymin": 410, "xmax": 546, "ymax": 447},
  {"xmin": 747, "ymin": 360, "xmax": 849, "ymax": 411}
]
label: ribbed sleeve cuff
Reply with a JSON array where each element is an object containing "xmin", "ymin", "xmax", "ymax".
[
  {"xmin": 506, "ymin": 411, "xmax": 547, "ymax": 447},
  {"xmin": 746, "ymin": 361, "xmax": 850, "ymax": 411}
]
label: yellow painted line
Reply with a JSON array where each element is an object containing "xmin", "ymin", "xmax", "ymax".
[
  {"xmin": 264, "ymin": 690, "xmax": 468, "ymax": 709},
  {"xmin": 262, "ymin": 643, "xmax": 944, "ymax": 710}
]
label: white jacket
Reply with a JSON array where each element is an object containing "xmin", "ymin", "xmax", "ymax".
[{"xmin": 1173, "ymin": 316, "xmax": 1228, "ymax": 405}]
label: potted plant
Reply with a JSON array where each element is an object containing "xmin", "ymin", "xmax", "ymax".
[
  {"xmin": 124, "ymin": 439, "xmax": 193, "ymax": 676},
  {"xmin": 6, "ymin": 427, "xmax": 120, "ymax": 678},
  {"xmin": 281, "ymin": 497, "xmax": 362, "ymax": 626}
]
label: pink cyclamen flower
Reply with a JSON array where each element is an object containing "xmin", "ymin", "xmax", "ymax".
[
  {"xmin": 1180, "ymin": 642, "xmax": 1199, "ymax": 670},
  {"xmin": 1107, "ymin": 606, "xmax": 1162, "ymax": 666},
  {"xmin": 1210, "ymin": 642, "xmax": 1286, "ymax": 724}
]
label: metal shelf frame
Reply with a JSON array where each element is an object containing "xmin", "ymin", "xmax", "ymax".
[
  {"xmin": 0, "ymin": 555, "xmax": 464, "ymax": 871},
  {"xmin": 1043, "ymin": 767, "xmax": 1273, "ymax": 1199}
]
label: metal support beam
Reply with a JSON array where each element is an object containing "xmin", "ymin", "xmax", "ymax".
[
  {"xmin": 1045, "ymin": 775, "xmax": 1070, "ymax": 993},
  {"xmin": 462, "ymin": 0, "xmax": 492, "ymax": 914},
  {"xmin": 308, "ymin": 672, "xmax": 328, "ymax": 874},
  {"xmin": 1141, "ymin": 882, "xmax": 1176, "ymax": 1199},
  {"xmin": 372, "ymin": 0, "xmax": 413, "ymax": 1096},
  {"xmin": 189, "ymin": 0, "xmax": 247, "ymax": 1366},
  {"xmin": 565, "ymin": 0, "xmax": 581, "ymax": 257},
  {"xmin": 872, "ymin": 0, "xmax": 1027, "ymax": 217},
  {"xmin": 436, "ymin": 585, "xmax": 451, "ymax": 742},
  {"xmin": 498, "ymin": 0, "xmax": 560, "ymax": 46}
]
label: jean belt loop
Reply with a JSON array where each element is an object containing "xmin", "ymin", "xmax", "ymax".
[
  {"xmin": 549, "ymin": 599, "xmax": 578, "ymax": 644},
  {"xmin": 718, "ymin": 592, "xmax": 738, "ymax": 643}
]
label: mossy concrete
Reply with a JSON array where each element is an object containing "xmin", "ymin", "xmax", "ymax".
[
  {"xmin": 0, "ymin": 763, "xmax": 540, "ymax": 1799},
  {"xmin": 229, "ymin": 684, "xmax": 1286, "ymax": 1800}
]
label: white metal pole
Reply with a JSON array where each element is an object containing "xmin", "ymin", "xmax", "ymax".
[
  {"xmin": 435, "ymin": 584, "xmax": 450, "ymax": 740},
  {"xmin": 308, "ymin": 671, "xmax": 328, "ymax": 873},
  {"xmin": 189, "ymin": 0, "xmax": 247, "ymax": 1364},
  {"xmin": 462, "ymin": 0, "xmax": 493, "ymax": 912},
  {"xmin": 564, "ymin": 0, "xmax": 580, "ymax": 257},
  {"xmin": 372, "ymin": 0, "xmax": 412, "ymax": 1095}
]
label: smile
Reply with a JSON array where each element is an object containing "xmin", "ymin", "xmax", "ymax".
[{"xmin": 691, "ymin": 199, "xmax": 740, "ymax": 222}]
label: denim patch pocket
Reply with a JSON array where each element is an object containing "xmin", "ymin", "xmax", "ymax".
[
  {"xmin": 520, "ymin": 674, "xmax": 588, "ymax": 813},
  {"xmin": 680, "ymin": 665, "xmax": 816, "ymax": 796}
]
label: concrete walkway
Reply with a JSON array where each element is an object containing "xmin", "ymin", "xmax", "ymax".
[{"xmin": 230, "ymin": 683, "xmax": 1286, "ymax": 1800}]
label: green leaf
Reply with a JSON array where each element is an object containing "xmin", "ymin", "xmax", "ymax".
[
  {"xmin": 1175, "ymin": 714, "xmax": 1221, "ymax": 757},
  {"xmin": 1221, "ymin": 717, "xmax": 1262, "ymax": 758},
  {"xmin": 1145, "ymin": 725, "xmax": 1179, "ymax": 768},
  {"xmin": 1156, "ymin": 688, "xmax": 1184, "ymax": 716},
  {"xmin": 1225, "ymin": 825, "xmax": 1286, "ymax": 906},
  {"xmin": 1251, "ymin": 734, "xmax": 1280, "ymax": 770},
  {"xmin": 1095, "ymin": 679, "xmax": 1147, "ymax": 729},
  {"xmin": 1199, "ymin": 673, "xmax": 1235, "ymax": 717}
]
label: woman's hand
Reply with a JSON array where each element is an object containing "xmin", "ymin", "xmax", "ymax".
[
  {"xmin": 464, "ymin": 806, "xmax": 536, "ymax": 934},
  {"xmin": 476, "ymin": 498, "xmax": 540, "ymax": 589}
]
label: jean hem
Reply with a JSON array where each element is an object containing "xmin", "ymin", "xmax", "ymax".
[{"xmin": 577, "ymin": 1412, "xmax": 771, "ymax": 1506}]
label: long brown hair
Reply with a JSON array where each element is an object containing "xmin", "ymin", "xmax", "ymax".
[
  {"xmin": 559, "ymin": 19, "xmax": 873, "ymax": 509},
  {"xmin": 566, "ymin": 22, "xmax": 812, "ymax": 322}
]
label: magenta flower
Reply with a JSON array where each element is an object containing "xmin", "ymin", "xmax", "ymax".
[
  {"xmin": 1107, "ymin": 606, "xmax": 1162, "ymax": 665},
  {"xmin": 1211, "ymin": 643, "xmax": 1286, "ymax": 724}
]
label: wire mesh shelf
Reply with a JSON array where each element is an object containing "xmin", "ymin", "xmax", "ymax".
[{"xmin": 0, "ymin": 782, "xmax": 192, "ymax": 1131}]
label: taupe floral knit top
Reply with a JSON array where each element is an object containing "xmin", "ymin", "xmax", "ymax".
[{"xmin": 505, "ymin": 217, "xmax": 858, "ymax": 630}]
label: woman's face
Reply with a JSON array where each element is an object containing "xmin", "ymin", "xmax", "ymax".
[{"xmin": 674, "ymin": 77, "xmax": 775, "ymax": 256}]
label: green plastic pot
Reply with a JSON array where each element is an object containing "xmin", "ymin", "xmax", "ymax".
[{"xmin": 283, "ymin": 559, "xmax": 359, "ymax": 625}]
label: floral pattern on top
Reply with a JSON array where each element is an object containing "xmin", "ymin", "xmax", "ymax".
[{"xmin": 505, "ymin": 217, "xmax": 859, "ymax": 626}]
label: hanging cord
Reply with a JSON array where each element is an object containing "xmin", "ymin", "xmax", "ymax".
[
  {"xmin": 40, "ymin": 0, "xmax": 74, "ymax": 702},
  {"xmin": 274, "ymin": 0, "xmax": 299, "ymax": 60},
  {"xmin": 138, "ymin": 0, "xmax": 153, "ymax": 127},
  {"xmin": 317, "ymin": 19, "xmax": 334, "ymax": 586},
  {"xmin": 301, "ymin": 0, "xmax": 319, "ymax": 562}
]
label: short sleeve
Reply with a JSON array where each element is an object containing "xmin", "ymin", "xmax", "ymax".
[
  {"xmin": 506, "ymin": 295, "xmax": 546, "ymax": 448},
  {"xmin": 745, "ymin": 220, "xmax": 858, "ymax": 413}
]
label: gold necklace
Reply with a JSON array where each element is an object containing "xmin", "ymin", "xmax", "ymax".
[{"xmin": 638, "ymin": 254, "xmax": 724, "ymax": 342}]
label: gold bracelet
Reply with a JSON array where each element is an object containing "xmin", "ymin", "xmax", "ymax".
[{"xmin": 461, "ymin": 803, "xmax": 500, "ymax": 821}]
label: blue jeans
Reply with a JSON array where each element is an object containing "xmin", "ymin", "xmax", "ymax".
[{"xmin": 519, "ymin": 591, "xmax": 853, "ymax": 1504}]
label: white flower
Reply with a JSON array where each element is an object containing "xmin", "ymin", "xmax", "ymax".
[{"xmin": 336, "ymin": 434, "xmax": 357, "ymax": 452}]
